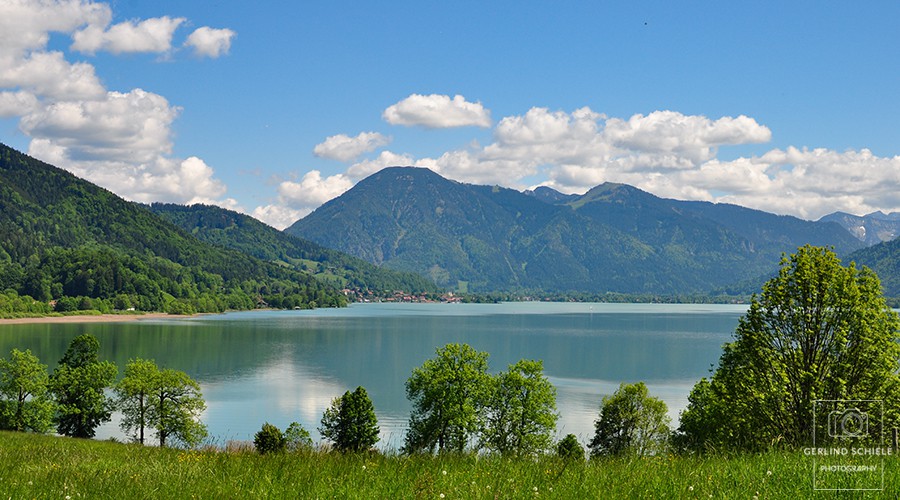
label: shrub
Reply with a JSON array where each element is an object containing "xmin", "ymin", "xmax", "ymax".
[
  {"xmin": 285, "ymin": 421, "xmax": 313, "ymax": 452},
  {"xmin": 556, "ymin": 434, "xmax": 584, "ymax": 460},
  {"xmin": 254, "ymin": 422, "xmax": 286, "ymax": 454}
]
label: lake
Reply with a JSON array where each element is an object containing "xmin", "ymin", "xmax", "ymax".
[{"xmin": 0, "ymin": 302, "xmax": 747, "ymax": 448}]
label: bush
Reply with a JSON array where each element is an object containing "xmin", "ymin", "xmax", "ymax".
[
  {"xmin": 556, "ymin": 434, "xmax": 584, "ymax": 460},
  {"xmin": 285, "ymin": 421, "xmax": 313, "ymax": 452},
  {"xmin": 590, "ymin": 382, "xmax": 670, "ymax": 457},
  {"xmin": 254, "ymin": 422, "xmax": 286, "ymax": 454}
]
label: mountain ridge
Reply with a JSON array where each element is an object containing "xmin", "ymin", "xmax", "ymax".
[
  {"xmin": 0, "ymin": 143, "xmax": 347, "ymax": 313},
  {"xmin": 286, "ymin": 167, "xmax": 864, "ymax": 294},
  {"xmin": 818, "ymin": 211, "xmax": 900, "ymax": 245},
  {"xmin": 150, "ymin": 202, "xmax": 438, "ymax": 295}
]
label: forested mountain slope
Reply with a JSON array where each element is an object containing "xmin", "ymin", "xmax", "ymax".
[
  {"xmin": 0, "ymin": 143, "xmax": 345, "ymax": 314},
  {"xmin": 287, "ymin": 167, "xmax": 864, "ymax": 294},
  {"xmin": 151, "ymin": 203, "xmax": 437, "ymax": 295},
  {"xmin": 845, "ymin": 236, "xmax": 900, "ymax": 297}
]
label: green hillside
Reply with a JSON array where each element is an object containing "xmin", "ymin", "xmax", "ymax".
[
  {"xmin": 150, "ymin": 203, "xmax": 438, "ymax": 295},
  {"xmin": 287, "ymin": 167, "xmax": 864, "ymax": 294},
  {"xmin": 845, "ymin": 236, "xmax": 900, "ymax": 297},
  {"xmin": 0, "ymin": 143, "xmax": 346, "ymax": 315}
]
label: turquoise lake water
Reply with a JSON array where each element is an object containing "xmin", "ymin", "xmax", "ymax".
[{"xmin": 0, "ymin": 302, "xmax": 747, "ymax": 447}]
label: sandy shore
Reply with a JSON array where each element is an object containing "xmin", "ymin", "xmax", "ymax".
[{"xmin": 0, "ymin": 313, "xmax": 180, "ymax": 325}]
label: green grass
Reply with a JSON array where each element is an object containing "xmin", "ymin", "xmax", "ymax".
[{"xmin": 1, "ymin": 431, "xmax": 896, "ymax": 498}]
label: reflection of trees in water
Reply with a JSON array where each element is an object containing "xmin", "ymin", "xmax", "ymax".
[
  {"xmin": 0, "ymin": 310, "xmax": 741, "ymax": 391},
  {"xmin": 0, "ymin": 308, "xmax": 742, "ymax": 443}
]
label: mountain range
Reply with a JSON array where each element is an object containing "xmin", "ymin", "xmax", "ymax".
[
  {"xmin": 3, "ymin": 139, "xmax": 897, "ymax": 306},
  {"xmin": 818, "ymin": 211, "xmax": 900, "ymax": 246},
  {"xmin": 286, "ymin": 167, "xmax": 867, "ymax": 295}
]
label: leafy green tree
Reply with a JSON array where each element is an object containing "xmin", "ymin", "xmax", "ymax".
[
  {"xmin": 671, "ymin": 378, "xmax": 730, "ymax": 452},
  {"xmin": 319, "ymin": 386, "xmax": 380, "ymax": 453},
  {"xmin": 115, "ymin": 358, "xmax": 160, "ymax": 445},
  {"xmin": 590, "ymin": 382, "xmax": 670, "ymax": 457},
  {"xmin": 254, "ymin": 422, "xmax": 287, "ymax": 454},
  {"xmin": 51, "ymin": 334, "xmax": 117, "ymax": 438},
  {"xmin": 403, "ymin": 343, "xmax": 491, "ymax": 454},
  {"xmin": 148, "ymin": 368, "xmax": 208, "ymax": 447},
  {"xmin": 0, "ymin": 349, "xmax": 54, "ymax": 432},
  {"xmin": 557, "ymin": 434, "xmax": 585, "ymax": 461},
  {"xmin": 285, "ymin": 421, "xmax": 313, "ymax": 452},
  {"xmin": 481, "ymin": 359, "xmax": 558, "ymax": 455},
  {"xmin": 676, "ymin": 246, "xmax": 900, "ymax": 452}
]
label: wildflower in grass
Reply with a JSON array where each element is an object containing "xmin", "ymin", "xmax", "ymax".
[
  {"xmin": 439, "ymin": 494, "xmax": 445, "ymax": 498},
  {"xmin": 442, "ymin": 470, "xmax": 447, "ymax": 475},
  {"xmin": 767, "ymin": 470, "xmax": 772, "ymax": 476},
  {"xmin": 688, "ymin": 486, "xmax": 693, "ymax": 491}
]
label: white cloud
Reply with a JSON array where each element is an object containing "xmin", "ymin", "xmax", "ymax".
[
  {"xmin": 184, "ymin": 27, "xmax": 236, "ymax": 58},
  {"xmin": 278, "ymin": 170, "xmax": 354, "ymax": 208},
  {"xmin": 346, "ymin": 150, "xmax": 415, "ymax": 179},
  {"xmin": 313, "ymin": 131, "xmax": 391, "ymax": 162},
  {"xmin": 285, "ymin": 106, "xmax": 900, "ymax": 222},
  {"xmin": 0, "ymin": 0, "xmax": 111, "ymax": 56},
  {"xmin": 72, "ymin": 16, "xmax": 185, "ymax": 54},
  {"xmin": 0, "ymin": 90, "xmax": 39, "ymax": 117},
  {"xmin": 691, "ymin": 147, "xmax": 900, "ymax": 219},
  {"xmin": 251, "ymin": 204, "xmax": 305, "ymax": 231},
  {"xmin": 20, "ymin": 89, "xmax": 178, "ymax": 162},
  {"xmin": 603, "ymin": 111, "xmax": 771, "ymax": 165},
  {"xmin": 383, "ymin": 94, "xmax": 491, "ymax": 128},
  {"xmin": 21, "ymin": 88, "xmax": 230, "ymax": 205},
  {"xmin": 0, "ymin": 1, "xmax": 237, "ymax": 209},
  {"xmin": 0, "ymin": 51, "xmax": 105, "ymax": 100},
  {"xmin": 253, "ymin": 170, "xmax": 355, "ymax": 229}
]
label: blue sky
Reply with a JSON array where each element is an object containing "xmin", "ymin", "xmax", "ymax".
[{"xmin": 2, "ymin": 1, "xmax": 899, "ymax": 228}]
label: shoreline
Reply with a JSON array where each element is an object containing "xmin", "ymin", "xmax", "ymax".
[{"xmin": 0, "ymin": 313, "xmax": 181, "ymax": 325}]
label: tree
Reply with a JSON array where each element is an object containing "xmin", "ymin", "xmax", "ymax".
[
  {"xmin": 481, "ymin": 359, "xmax": 558, "ymax": 456},
  {"xmin": 254, "ymin": 422, "xmax": 287, "ymax": 454},
  {"xmin": 676, "ymin": 246, "xmax": 900, "ymax": 452},
  {"xmin": 0, "ymin": 349, "xmax": 54, "ymax": 433},
  {"xmin": 51, "ymin": 334, "xmax": 117, "ymax": 438},
  {"xmin": 589, "ymin": 382, "xmax": 670, "ymax": 457},
  {"xmin": 148, "ymin": 367, "xmax": 208, "ymax": 447},
  {"xmin": 319, "ymin": 386, "xmax": 380, "ymax": 453},
  {"xmin": 403, "ymin": 343, "xmax": 491, "ymax": 454},
  {"xmin": 115, "ymin": 358, "xmax": 160, "ymax": 445},
  {"xmin": 557, "ymin": 434, "xmax": 585, "ymax": 461},
  {"xmin": 285, "ymin": 421, "xmax": 313, "ymax": 452}
]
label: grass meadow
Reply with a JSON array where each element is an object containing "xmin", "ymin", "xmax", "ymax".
[{"xmin": 1, "ymin": 431, "xmax": 897, "ymax": 498}]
